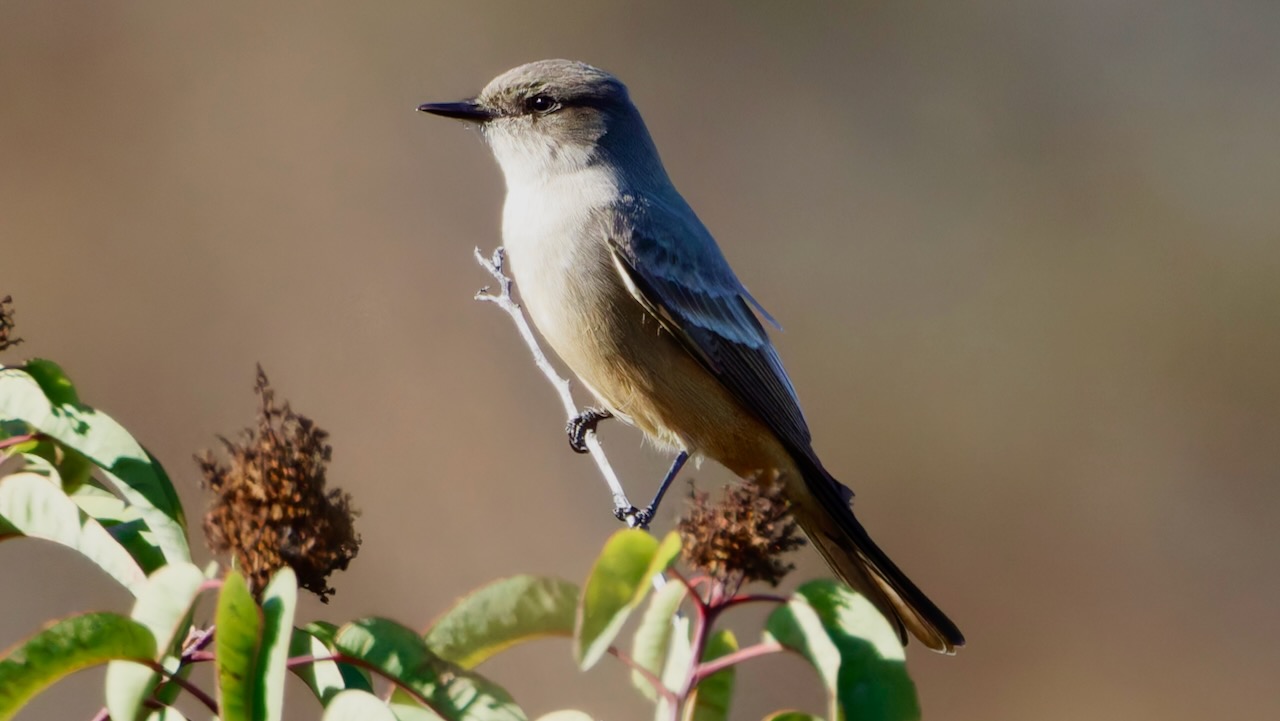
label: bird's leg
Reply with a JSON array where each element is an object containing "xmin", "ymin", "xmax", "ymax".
[
  {"xmin": 629, "ymin": 451, "xmax": 689, "ymax": 529},
  {"xmin": 563, "ymin": 407, "xmax": 639, "ymax": 524},
  {"xmin": 567, "ymin": 407, "xmax": 613, "ymax": 454}
]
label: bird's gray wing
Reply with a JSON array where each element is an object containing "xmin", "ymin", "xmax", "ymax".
[{"xmin": 600, "ymin": 195, "xmax": 813, "ymax": 454}]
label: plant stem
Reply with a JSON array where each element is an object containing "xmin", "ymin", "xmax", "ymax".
[
  {"xmin": 692, "ymin": 640, "xmax": 784, "ymax": 683},
  {"xmin": 668, "ymin": 567, "xmax": 708, "ymax": 598},
  {"xmin": 676, "ymin": 590, "xmax": 716, "ymax": 705},
  {"xmin": 606, "ymin": 646, "xmax": 678, "ymax": 705},
  {"xmin": 144, "ymin": 659, "xmax": 218, "ymax": 713},
  {"xmin": 180, "ymin": 624, "xmax": 216, "ymax": 664},
  {"xmin": 664, "ymin": 579, "xmax": 785, "ymax": 721},
  {"xmin": 0, "ymin": 433, "xmax": 39, "ymax": 450}
]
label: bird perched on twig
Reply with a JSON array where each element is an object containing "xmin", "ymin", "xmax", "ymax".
[{"xmin": 419, "ymin": 59, "xmax": 964, "ymax": 653}]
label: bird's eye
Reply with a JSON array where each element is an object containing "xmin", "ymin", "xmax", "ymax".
[{"xmin": 525, "ymin": 94, "xmax": 558, "ymax": 114}]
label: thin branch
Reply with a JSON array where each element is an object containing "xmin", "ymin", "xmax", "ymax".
[
  {"xmin": 143, "ymin": 659, "xmax": 218, "ymax": 713},
  {"xmin": 473, "ymin": 246, "xmax": 641, "ymax": 525},
  {"xmin": 706, "ymin": 582, "xmax": 726, "ymax": 609},
  {"xmin": 285, "ymin": 653, "xmax": 327, "ymax": 669},
  {"xmin": 0, "ymin": 433, "xmax": 39, "ymax": 450},
  {"xmin": 692, "ymin": 640, "xmax": 784, "ymax": 683},
  {"xmin": 677, "ymin": 594, "xmax": 714, "ymax": 701},
  {"xmin": 668, "ymin": 568, "xmax": 711, "ymax": 604},
  {"xmin": 607, "ymin": 646, "xmax": 679, "ymax": 705},
  {"xmin": 180, "ymin": 624, "xmax": 216, "ymax": 664}
]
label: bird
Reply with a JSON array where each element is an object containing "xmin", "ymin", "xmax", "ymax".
[{"xmin": 419, "ymin": 59, "xmax": 964, "ymax": 653}]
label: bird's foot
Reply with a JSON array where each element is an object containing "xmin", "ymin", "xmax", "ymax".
[
  {"xmin": 613, "ymin": 504, "xmax": 653, "ymax": 530},
  {"xmin": 567, "ymin": 407, "xmax": 612, "ymax": 454}
]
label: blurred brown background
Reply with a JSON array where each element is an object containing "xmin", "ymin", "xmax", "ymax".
[{"xmin": 3, "ymin": 1, "xmax": 1279, "ymax": 719}]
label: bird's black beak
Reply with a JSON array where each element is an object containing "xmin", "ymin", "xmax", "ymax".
[{"xmin": 417, "ymin": 100, "xmax": 494, "ymax": 123}]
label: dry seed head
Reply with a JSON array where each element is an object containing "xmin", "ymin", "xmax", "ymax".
[
  {"xmin": 198, "ymin": 366, "xmax": 360, "ymax": 601},
  {"xmin": 0, "ymin": 296, "xmax": 21, "ymax": 352},
  {"xmin": 677, "ymin": 480, "xmax": 805, "ymax": 589}
]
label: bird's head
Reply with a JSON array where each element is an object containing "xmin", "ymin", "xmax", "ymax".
[{"xmin": 420, "ymin": 59, "xmax": 661, "ymax": 185}]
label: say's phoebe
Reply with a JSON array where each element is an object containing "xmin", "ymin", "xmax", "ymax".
[{"xmin": 420, "ymin": 59, "xmax": 964, "ymax": 653}]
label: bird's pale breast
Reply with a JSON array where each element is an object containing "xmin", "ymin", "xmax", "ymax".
[{"xmin": 501, "ymin": 176, "xmax": 796, "ymax": 477}]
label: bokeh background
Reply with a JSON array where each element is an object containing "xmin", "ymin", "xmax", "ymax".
[{"xmin": 3, "ymin": 1, "xmax": 1279, "ymax": 719}]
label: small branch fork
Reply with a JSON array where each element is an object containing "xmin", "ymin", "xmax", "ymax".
[
  {"xmin": 650, "ymin": 569, "xmax": 792, "ymax": 721},
  {"xmin": 473, "ymin": 247, "xmax": 646, "ymax": 526}
]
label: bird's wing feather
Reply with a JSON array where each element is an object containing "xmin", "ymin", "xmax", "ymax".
[{"xmin": 599, "ymin": 195, "xmax": 813, "ymax": 453}]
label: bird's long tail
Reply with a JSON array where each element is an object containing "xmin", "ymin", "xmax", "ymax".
[{"xmin": 787, "ymin": 458, "xmax": 966, "ymax": 654}]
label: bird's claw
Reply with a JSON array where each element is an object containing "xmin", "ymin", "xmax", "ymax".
[
  {"xmin": 613, "ymin": 504, "xmax": 653, "ymax": 530},
  {"xmin": 567, "ymin": 407, "xmax": 612, "ymax": 454},
  {"xmin": 631, "ymin": 507, "xmax": 654, "ymax": 529}
]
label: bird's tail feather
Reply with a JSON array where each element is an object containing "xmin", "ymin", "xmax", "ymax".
[{"xmin": 788, "ymin": 459, "xmax": 965, "ymax": 654}]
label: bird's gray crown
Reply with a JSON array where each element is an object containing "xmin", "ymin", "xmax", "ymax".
[
  {"xmin": 420, "ymin": 59, "xmax": 668, "ymax": 186},
  {"xmin": 477, "ymin": 59, "xmax": 631, "ymax": 119}
]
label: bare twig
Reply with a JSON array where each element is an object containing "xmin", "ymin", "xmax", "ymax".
[{"xmin": 473, "ymin": 247, "xmax": 642, "ymax": 526}]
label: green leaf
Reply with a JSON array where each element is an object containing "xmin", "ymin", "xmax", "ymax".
[
  {"xmin": 761, "ymin": 713, "xmax": 823, "ymax": 721},
  {"xmin": 215, "ymin": 571, "xmax": 263, "ymax": 721},
  {"xmin": 387, "ymin": 689, "xmax": 448, "ymax": 721},
  {"xmin": 8, "ymin": 434, "xmax": 94, "ymax": 491},
  {"xmin": 335, "ymin": 617, "xmax": 525, "ymax": 721},
  {"xmin": 629, "ymin": 578, "xmax": 687, "ymax": 702},
  {"xmin": 0, "ymin": 612, "xmax": 156, "ymax": 721},
  {"xmin": 425, "ymin": 575, "xmax": 579, "ymax": 669},
  {"xmin": 107, "ymin": 563, "xmax": 206, "ymax": 721},
  {"xmin": 15, "ymin": 458, "xmax": 152, "ymax": 566},
  {"xmin": 20, "ymin": 359, "xmax": 81, "ymax": 405},
  {"xmin": 258, "ymin": 568, "xmax": 297, "ymax": 721},
  {"xmin": 0, "ymin": 367, "xmax": 190, "ymax": 564},
  {"xmin": 650, "ymin": 532, "xmax": 682, "ymax": 577},
  {"xmin": 575, "ymin": 530, "xmax": 680, "ymax": 670},
  {"xmin": 764, "ymin": 580, "xmax": 919, "ymax": 721},
  {"xmin": 384, "ymin": 691, "xmax": 450, "ymax": 721},
  {"xmin": 289, "ymin": 628, "xmax": 364, "ymax": 705},
  {"xmin": 658, "ymin": 614, "xmax": 692, "ymax": 721},
  {"xmin": 69, "ymin": 480, "xmax": 135, "ymax": 518},
  {"xmin": 288, "ymin": 629, "xmax": 341, "ymax": 704},
  {"xmin": 534, "ymin": 712, "xmax": 595, "ymax": 721},
  {"xmin": 323, "ymin": 690, "xmax": 399, "ymax": 721},
  {"xmin": 298, "ymin": 622, "xmax": 373, "ymax": 696},
  {"xmin": 0, "ymin": 462, "xmax": 148, "ymax": 593},
  {"xmin": 69, "ymin": 483, "xmax": 168, "ymax": 574},
  {"xmin": 690, "ymin": 630, "xmax": 737, "ymax": 721}
]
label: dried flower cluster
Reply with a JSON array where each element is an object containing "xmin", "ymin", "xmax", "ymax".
[
  {"xmin": 677, "ymin": 480, "xmax": 806, "ymax": 589},
  {"xmin": 197, "ymin": 366, "xmax": 360, "ymax": 601},
  {"xmin": 0, "ymin": 295, "xmax": 21, "ymax": 352}
]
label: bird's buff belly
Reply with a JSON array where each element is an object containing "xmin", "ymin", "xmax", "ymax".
[{"xmin": 516, "ymin": 264, "xmax": 794, "ymax": 479}]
